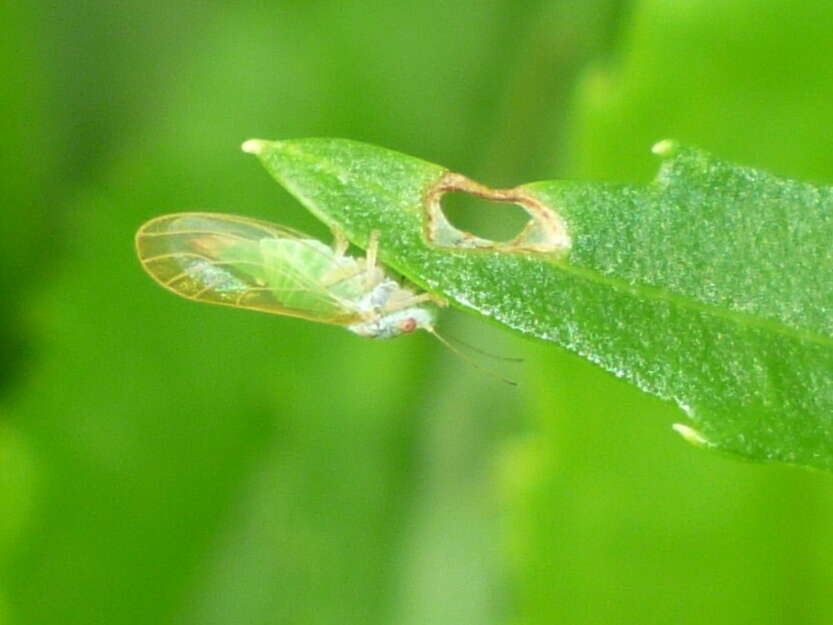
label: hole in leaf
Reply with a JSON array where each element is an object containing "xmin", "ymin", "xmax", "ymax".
[{"xmin": 440, "ymin": 191, "xmax": 531, "ymax": 243}]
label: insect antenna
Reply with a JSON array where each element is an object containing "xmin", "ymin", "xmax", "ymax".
[
  {"xmin": 427, "ymin": 326, "xmax": 518, "ymax": 387},
  {"xmin": 437, "ymin": 330, "xmax": 524, "ymax": 363}
]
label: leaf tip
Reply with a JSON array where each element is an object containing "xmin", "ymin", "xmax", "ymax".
[
  {"xmin": 651, "ymin": 138, "xmax": 678, "ymax": 157},
  {"xmin": 241, "ymin": 138, "xmax": 270, "ymax": 155},
  {"xmin": 672, "ymin": 423, "xmax": 711, "ymax": 449}
]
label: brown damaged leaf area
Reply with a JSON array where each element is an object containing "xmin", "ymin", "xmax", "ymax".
[{"xmin": 423, "ymin": 171, "xmax": 572, "ymax": 255}]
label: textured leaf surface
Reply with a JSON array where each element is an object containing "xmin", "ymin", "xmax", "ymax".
[{"xmin": 247, "ymin": 137, "xmax": 833, "ymax": 471}]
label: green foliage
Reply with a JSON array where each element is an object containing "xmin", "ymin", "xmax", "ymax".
[
  {"xmin": 7, "ymin": 1, "xmax": 833, "ymax": 625},
  {"xmin": 247, "ymin": 136, "xmax": 833, "ymax": 471}
]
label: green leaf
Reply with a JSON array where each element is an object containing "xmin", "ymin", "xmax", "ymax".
[{"xmin": 245, "ymin": 137, "xmax": 833, "ymax": 472}]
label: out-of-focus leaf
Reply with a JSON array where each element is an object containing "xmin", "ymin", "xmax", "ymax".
[
  {"xmin": 0, "ymin": 0, "xmax": 53, "ymax": 395},
  {"xmin": 5, "ymin": 2, "xmax": 545, "ymax": 624},
  {"xmin": 246, "ymin": 136, "xmax": 833, "ymax": 471}
]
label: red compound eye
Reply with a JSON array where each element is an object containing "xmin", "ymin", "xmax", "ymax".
[{"xmin": 399, "ymin": 318, "xmax": 417, "ymax": 333}]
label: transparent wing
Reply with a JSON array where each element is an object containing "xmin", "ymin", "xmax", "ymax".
[{"xmin": 135, "ymin": 212, "xmax": 368, "ymax": 325}]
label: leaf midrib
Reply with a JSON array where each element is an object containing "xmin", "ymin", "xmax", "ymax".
[{"xmin": 548, "ymin": 259, "xmax": 833, "ymax": 348}]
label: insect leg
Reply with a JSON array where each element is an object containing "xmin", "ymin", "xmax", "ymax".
[
  {"xmin": 365, "ymin": 230, "xmax": 381, "ymax": 290},
  {"xmin": 320, "ymin": 226, "xmax": 367, "ymax": 287},
  {"xmin": 330, "ymin": 226, "xmax": 350, "ymax": 258},
  {"xmin": 319, "ymin": 233, "xmax": 385, "ymax": 289}
]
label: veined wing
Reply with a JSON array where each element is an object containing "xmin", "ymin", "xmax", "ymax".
[{"xmin": 135, "ymin": 212, "xmax": 367, "ymax": 325}]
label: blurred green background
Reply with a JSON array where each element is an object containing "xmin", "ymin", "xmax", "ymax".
[{"xmin": 4, "ymin": 1, "xmax": 833, "ymax": 623}]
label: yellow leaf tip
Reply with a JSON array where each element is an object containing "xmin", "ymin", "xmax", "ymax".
[
  {"xmin": 651, "ymin": 139, "xmax": 676, "ymax": 156},
  {"xmin": 672, "ymin": 423, "xmax": 710, "ymax": 448},
  {"xmin": 241, "ymin": 138, "xmax": 269, "ymax": 155}
]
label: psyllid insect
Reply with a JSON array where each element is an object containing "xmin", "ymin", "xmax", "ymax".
[
  {"xmin": 135, "ymin": 213, "xmax": 517, "ymax": 383},
  {"xmin": 135, "ymin": 212, "xmax": 440, "ymax": 338}
]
